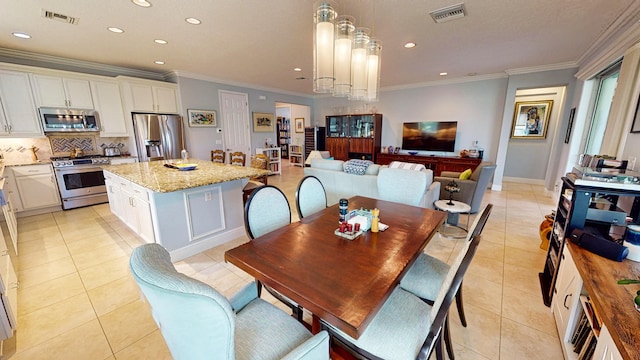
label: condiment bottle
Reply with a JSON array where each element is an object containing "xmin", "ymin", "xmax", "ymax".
[
  {"xmin": 339, "ymin": 198, "xmax": 348, "ymax": 223},
  {"xmin": 371, "ymin": 208, "xmax": 380, "ymax": 233}
]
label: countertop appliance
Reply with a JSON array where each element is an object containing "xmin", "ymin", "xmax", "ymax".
[
  {"xmin": 40, "ymin": 107, "xmax": 100, "ymax": 133},
  {"xmin": 132, "ymin": 113, "xmax": 184, "ymax": 162},
  {"xmin": 51, "ymin": 155, "xmax": 110, "ymax": 210}
]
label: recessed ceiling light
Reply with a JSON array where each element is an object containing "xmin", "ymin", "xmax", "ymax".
[
  {"xmin": 294, "ymin": 68, "xmax": 302, "ymax": 72},
  {"xmin": 185, "ymin": 17, "xmax": 201, "ymax": 25},
  {"xmin": 131, "ymin": 0, "xmax": 152, "ymax": 7},
  {"xmin": 12, "ymin": 32, "xmax": 31, "ymax": 39},
  {"xmin": 154, "ymin": 39, "xmax": 168, "ymax": 45},
  {"xmin": 439, "ymin": 72, "xmax": 448, "ymax": 76},
  {"xmin": 107, "ymin": 27, "xmax": 124, "ymax": 33},
  {"xmin": 154, "ymin": 61, "xmax": 165, "ymax": 65},
  {"xmin": 404, "ymin": 42, "xmax": 416, "ymax": 48}
]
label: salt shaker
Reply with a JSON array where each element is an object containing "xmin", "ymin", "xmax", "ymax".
[{"xmin": 181, "ymin": 149, "xmax": 188, "ymax": 162}]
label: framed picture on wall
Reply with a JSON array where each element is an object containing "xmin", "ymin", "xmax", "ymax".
[
  {"xmin": 295, "ymin": 118, "xmax": 304, "ymax": 133},
  {"xmin": 187, "ymin": 109, "xmax": 216, "ymax": 127},
  {"xmin": 253, "ymin": 112, "xmax": 274, "ymax": 132},
  {"xmin": 510, "ymin": 100, "xmax": 553, "ymax": 139}
]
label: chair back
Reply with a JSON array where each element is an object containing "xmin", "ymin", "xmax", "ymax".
[
  {"xmin": 249, "ymin": 154, "xmax": 269, "ymax": 183},
  {"xmin": 245, "ymin": 185, "xmax": 291, "ymax": 239},
  {"xmin": 130, "ymin": 243, "xmax": 236, "ymax": 359},
  {"xmin": 377, "ymin": 167, "xmax": 428, "ymax": 207},
  {"xmin": 466, "ymin": 203, "xmax": 493, "ymax": 241},
  {"xmin": 211, "ymin": 149, "xmax": 225, "ymax": 163},
  {"xmin": 296, "ymin": 176, "xmax": 327, "ymax": 219},
  {"xmin": 419, "ymin": 235, "xmax": 482, "ymax": 358},
  {"xmin": 468, "ymin": 163, "xmax": 496, "ymax": 213},
  {"xmin": 229, "ymin": 152, "xmax": 246, "ymax": 166}
]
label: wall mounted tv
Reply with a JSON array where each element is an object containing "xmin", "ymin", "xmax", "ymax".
[{"xmin": 401, "ymin": 121, "xmax": 457, "ymax": 152}]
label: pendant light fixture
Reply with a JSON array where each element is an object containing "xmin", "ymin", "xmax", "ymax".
[{"xmin": 312, "ymin": 1, "xmax": 382, "ymax": 102}]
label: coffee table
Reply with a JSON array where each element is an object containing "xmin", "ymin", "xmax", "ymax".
[{"xmin": 434, "ymin": 199, "xmax": 471, "ymax": 239}]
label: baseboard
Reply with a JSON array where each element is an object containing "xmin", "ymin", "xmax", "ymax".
[
  {"xmin": 168, "ymin": 226, "xmax": 246, "ymax": 262},
  {"xmin": 502, "ymin": 176, "xmax": 545, "ymax": 185}
]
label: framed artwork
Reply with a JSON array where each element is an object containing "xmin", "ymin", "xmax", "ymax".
[
  {"xmin": 253, "ymin": 112, "xmax": 274, "ymax": 132},
  {"xmin": 631, "ymin": 96, "xmax": 640, "ymax": 133},
  {"xmin": 295, "ymin": 118, "xmax": 304, "ymax": 133},
  {"xmin": 510, "ymin": 100, "xmax": 553, "ymax": 139},
  {"xmin": 564, "ymin": 107, "xmax": 576, "ymax": 144},
  {"xmin": 187, "ymin": 109, "xmax": 216, "ymax": 127}
]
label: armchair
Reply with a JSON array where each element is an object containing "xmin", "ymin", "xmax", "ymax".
[
  {"xmin": 129, "ymin": 243, "xmax": 329, "ymax": 360},
  {"xmin": 435, "ymin": 162, "xmax": 496, "ymax": 213}
]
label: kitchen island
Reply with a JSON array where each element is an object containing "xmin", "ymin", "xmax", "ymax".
[{"xmin": 101, "ymin": 159, "xmax": 268, "ymax": 261}]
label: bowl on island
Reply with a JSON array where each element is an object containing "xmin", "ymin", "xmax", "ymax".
[{"xmin": 408, "ymin": 151, "xmax": 418, "ymax": 156}]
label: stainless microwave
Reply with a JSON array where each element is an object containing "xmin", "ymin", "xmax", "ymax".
[{"xmin": 40, "ymin": 107, "xmax": 100, "ymax": 133}]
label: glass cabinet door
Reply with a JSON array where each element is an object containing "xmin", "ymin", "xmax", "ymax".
[
  {"xmin": 327, "ymin": 116, "xmax": 348, "ymax": 137},
  {"xmin": 349, "ymin": 115, "xmax": 374, "ymax": 138}
]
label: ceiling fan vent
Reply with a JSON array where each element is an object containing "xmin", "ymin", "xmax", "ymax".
[
  {"xmin": 42, "ymin": 9, "xmax": 79, "ymax": 25},
  {"xmin": 429, "ymin": 3, "xmax": 466, "ymax": 23}
]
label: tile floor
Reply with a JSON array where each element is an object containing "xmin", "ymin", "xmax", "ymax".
[{"xmin": 5, "ymin": 162, "xmax": 564, "ymax": 359}]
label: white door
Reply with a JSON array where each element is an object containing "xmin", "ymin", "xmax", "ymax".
[{"xmin": 219, "ymin": 90, "xmax": 251, "ymax": 160}]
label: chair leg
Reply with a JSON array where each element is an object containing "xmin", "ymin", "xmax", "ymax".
[
  {"xmin": 444, "ymin": 314, "xmax": 455, "ymax": 360},
  {"xmin": 455, "ymin": 283, "xmax": 467, "ymax": 327},
  {"xmin": 256, "ymin": 280, "xmax": 263, "ymax": 297},
  {"xmin": 435, "ymin": 330, "xmax": 445, "ymax": 360}
]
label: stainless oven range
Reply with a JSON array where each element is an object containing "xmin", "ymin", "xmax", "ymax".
[{"xmin": 51, "ymin": 155, "xmax": 110, "ymax": 210}]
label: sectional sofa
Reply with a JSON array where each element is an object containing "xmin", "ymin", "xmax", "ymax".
[{"xmin": 303, "ymin": 159, "xmax": 440, "ymax": 209}]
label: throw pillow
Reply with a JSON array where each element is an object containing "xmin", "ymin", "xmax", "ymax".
[
  {"xmin": 459, "ymin": 168, "xmax": 472, "ymax": 180},
  {"xmin": 388, "ymin": 161, "xmax": 426, "ymax": 172},
  {"xmin": 344, "ymin": 159, "xmax": 373, "ymax": 175}
]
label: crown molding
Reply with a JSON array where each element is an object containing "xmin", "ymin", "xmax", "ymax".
[
  {"xmin": 0, "ymin": 47, "xmax": 166, "ymax": 81},
  {"xmin": 575, "ymin": 1, "xmax": 640, "ymax": 80},
  {"xmin": 505, "ymin": 62, "xmax": 578, "ymax": 76},
  {"xmin": 382, "ymin": 72, "xmax": 508, "ymax": 92},
  {"xmin": 173, "ymin": 70, "xmax": 314, "ymax": 99}
]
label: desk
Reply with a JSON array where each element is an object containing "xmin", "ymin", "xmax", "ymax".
[{"xmin": 225, "ymin": 196, "xmax": 446, "ymax": 339}]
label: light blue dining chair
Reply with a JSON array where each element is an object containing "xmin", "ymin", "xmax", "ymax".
[
  {"xmin": 323, "ymin": 234, "xmax": 483, "ymax": 360},
  {"xmin": 244, "ymin": 185, "xmax": 304, "ymax": 321},
  {"xmin": 400, "ymin": 203, "xmax": 493, "ymax": 359},
  {"xmin": 377, "ymin": 167, "xmax": 428, "ymax": 206},
  {"xmin": 129, "ymin": 243, "xmax": 329, "ymax": 360},
  {"xmin": 295, "ymin": 175, "xmax": 327, "ymax": 219}
]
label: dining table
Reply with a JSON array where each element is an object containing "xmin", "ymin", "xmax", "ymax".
[{"xmin": 224, "ymin": 196, "xmax": 446, "ymax": 340}]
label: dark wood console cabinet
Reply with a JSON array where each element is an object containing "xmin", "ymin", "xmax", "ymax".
[{"xmin": 376, "ymin": 153, "xmax": 481, "ymax": 176}]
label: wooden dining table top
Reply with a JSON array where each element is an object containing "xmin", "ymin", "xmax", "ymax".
[{"xmin": 224, "ymin": 196, "xmax": 446, "ymax": 339}]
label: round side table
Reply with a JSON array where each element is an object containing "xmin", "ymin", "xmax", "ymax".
[{"xmin": 434, "ymin": 200, "xmax": 471, "ymax": 239}]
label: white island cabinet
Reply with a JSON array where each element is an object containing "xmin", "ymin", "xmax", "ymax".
[{"xmin": 102, "ymin": 160, "xmax": 265, "ymax": 260}]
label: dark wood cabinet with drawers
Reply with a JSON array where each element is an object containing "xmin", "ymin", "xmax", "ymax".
[{"xmin": 376, "ymin": 153, "xmax": 481, "ymax": 176}]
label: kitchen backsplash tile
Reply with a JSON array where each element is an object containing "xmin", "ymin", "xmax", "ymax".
[{"xmin": 0, "ymin": 136, "xmax": 130, "ymax": 163}]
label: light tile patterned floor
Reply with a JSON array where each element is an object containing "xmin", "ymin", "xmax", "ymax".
[{"xmin": 6, "ymin": 161, "xmax": 563, "ymax": 359}]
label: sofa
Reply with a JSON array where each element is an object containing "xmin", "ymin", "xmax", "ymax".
[
  {"xmin": 435, "ymin": 162, "xmax": 496, "ymax": 214},
  {"xmin": 304, "ymin": 159, "xmax": 440, "ymax": 209}
]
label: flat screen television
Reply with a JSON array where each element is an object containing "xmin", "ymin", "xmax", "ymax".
[{"xmin": 401, "ymin": 121, "xmax": 457, "ymax": 152}]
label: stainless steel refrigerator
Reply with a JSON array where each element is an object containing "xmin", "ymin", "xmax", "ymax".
[{"xmin": 132, "ymin": 113, "xmax": 184, "ymax": 162}]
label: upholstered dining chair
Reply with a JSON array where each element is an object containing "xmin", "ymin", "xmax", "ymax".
[
  {"xmin": 229, "ymin": 151, "xmax": 246, "ymax": 166},
  {"xmin": 211, "ymin": 149, "xmax": 225, "ymax": 163},
  {"xmin": 322, "ymin": 234, "xmax": 483, "ymax": 360},
  {"xmin": 244, "ymin": 185, "xmax": 303, "ymax": 321},
  {"xmin": 295, "ymin": 175, "xmax": 327, "ymax": 219},
  {"xmin": 242, "ymin": 154, "xmax": 269, "ymax": 203},
  {"xmin": 129, "ymin": 243, "xmax": 329, "ymax": 360},
  {"xmin": 377, "ymin": 167, "xmax": 428, "ymax": 207},
  {"xmin": 400, "ymin": 203, "xmax": 493, "ymax": 359}
]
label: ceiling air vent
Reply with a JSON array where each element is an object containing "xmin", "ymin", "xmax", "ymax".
[
  {"xmin": 42, "ymin": 9, "xmax": 79, "ymax": 25},
  {"xmin": 429, "ymin": 3, "xmax": 466, "ymax": 23}
]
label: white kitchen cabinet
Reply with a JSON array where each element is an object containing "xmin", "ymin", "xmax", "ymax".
[
  {"xmin": 11, "ymin": 164, "xmax": 61, "ymax": 210},
  {"xmin": 552, "ymin": 243, "xmax": 583, "ymax": 354},
  {"xmin": 592, "ymin": 325, "xmax": 623, "ymax": 360},
  {"xmin": 105, "ymin": 171, "xmax": 155, "ymax": 243},
  {"xmin": 119, "ymin": 77, "xmax": 179, "ymax": 114},
  {"xmin": 91, "ymin": 80, "xmax": 129, "ymax": 137},
  {"xmin": 0, "ymin": 70, "xmax": 43, "ymax": 137},
  {"xmin": 31, "ymin": 74, "xmax": 94, "ymax": 109}
]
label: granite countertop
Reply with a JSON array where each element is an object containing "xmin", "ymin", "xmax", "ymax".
[{"xmin": 101, "ymin": 159, "xmax": 270, "ymax": 193}]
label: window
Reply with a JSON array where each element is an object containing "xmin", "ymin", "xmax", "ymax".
[{"xmin": 584, "ymin": 61, "xmax": 621, "ymax": 155}]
